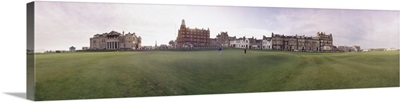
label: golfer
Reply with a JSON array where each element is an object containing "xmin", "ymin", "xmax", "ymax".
[{"xmin": 218, "ymin": 47, "xmax": 222, "ymax": 55}]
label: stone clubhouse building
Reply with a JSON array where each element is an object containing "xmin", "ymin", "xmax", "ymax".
[{"xmin": 90, "ymin": 30, "xmax": 142, "ymax": 50}]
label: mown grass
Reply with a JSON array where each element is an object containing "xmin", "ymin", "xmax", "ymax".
[{"xmin": 34, "ymin": 49, "xmax": 400, "ymax": 100}]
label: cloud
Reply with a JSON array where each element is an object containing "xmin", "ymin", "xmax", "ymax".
[{"xmin": 263, "ymin": 8, "xmax": 399, "ymax": 49}]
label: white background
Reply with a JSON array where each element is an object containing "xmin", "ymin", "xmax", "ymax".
[{"xmin": 0, "ymin": 0, "xmax": 399, "ymax": 102}]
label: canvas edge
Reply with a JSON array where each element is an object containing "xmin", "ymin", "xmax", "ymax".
[
  {"xmin": 24, "ymin": 1, "xmax": 400, "ymax": 101},
  {"xmin": 27, "ymin": 1, "xmax": 35, "ymax": 101}
]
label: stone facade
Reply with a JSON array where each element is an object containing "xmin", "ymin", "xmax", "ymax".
[
  {"xmin": 176, "ymin": 19, "xmax": 210, "ymax": 48},
  {"xmin": 249, "ymin": 37, "xmax": 262, "ymax": 49},
  {"xmin": 209, "ymin": 38, "xmax": 219, "ymax": 47},
  {"xmin": 90, "ymin": 31, "xmax": 142, "ymax": 50},
  {"xmin": 216, "ymin": 31, "xmax": 230, "ymax": 47},
  {"xmin": 271, "ymin": 32, "xmax": 333, "ymax": 52}
]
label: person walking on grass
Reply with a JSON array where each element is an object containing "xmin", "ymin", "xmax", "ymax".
[
  {"xmin": 244, "ymin": 48, "xmax": 247, "ymax": 54},
  {"xmin": 218, "ymin": 47, "xmax": 222, "ymax": 55}
]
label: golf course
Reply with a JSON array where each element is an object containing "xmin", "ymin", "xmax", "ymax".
[{"xmin": 34, "ymin": 49, "xmax": 400, "ymax": 100}]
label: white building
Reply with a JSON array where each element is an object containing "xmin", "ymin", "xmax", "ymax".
[
  {"xmin": 385, "ymin": 48, "xmax": 399, "ymax": 51},
  {"xmin": 262, "ymin": 36, "xmax": 272, "ymax": 50},
  {"xmin": 230, "ymin": 37, "xmax": 250, "ymax": 49},
  {"xmin": 362, "ymin": 49, "xmax": 370, "ymax": 52}
]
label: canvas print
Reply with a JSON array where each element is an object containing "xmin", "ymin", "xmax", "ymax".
[{"xmin": 27, "ymin": 1, "xmax": 400, "ymax": 101}]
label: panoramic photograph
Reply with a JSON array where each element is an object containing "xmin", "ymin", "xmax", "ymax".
[{"xmin": 29, "ymin": 1, "xmax": 399, "ymax": 101}]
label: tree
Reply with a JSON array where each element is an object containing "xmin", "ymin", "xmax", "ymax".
[{"xmin": 168, "ymin": 40, "xmax": 175, "ymax": 46}]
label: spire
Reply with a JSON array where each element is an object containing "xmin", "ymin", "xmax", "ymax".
[
  {"xmin": 181, "ymin": 19, "xmax": 185, "ymax": 26},
  {"xmin": 180, "ymin": 19, "xmax": 186, "ymax": 29}
]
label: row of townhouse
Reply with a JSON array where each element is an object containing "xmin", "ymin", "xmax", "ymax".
[
  {"xmin": 174, "ymin": 20, "xmax": 358, "ymax": 52},
  {"xmin": 229, "ymin": 32, "xmax": 339, "ymax": 52}
]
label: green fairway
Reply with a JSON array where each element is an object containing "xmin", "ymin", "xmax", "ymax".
[{"xmin": 34, "ymin": 49, "xmax": 400, "ymax": 100}]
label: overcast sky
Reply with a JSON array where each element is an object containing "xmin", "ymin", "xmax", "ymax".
[{"xmin": 35, "ymin": 1, "xmax": 399, "ymax": 51}]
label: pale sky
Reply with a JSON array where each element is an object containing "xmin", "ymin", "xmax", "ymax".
[{"xmin": 35, "ymin": 1, "xmax": 399, "ymax": 52}]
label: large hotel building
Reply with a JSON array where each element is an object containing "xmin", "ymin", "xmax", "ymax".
[
  {"xmin": 90, "ymin": 31, "xmax": 142, "ymax": 50},
  {"xmin": 176, "ymin": 19, "xmax": 210, "ymax": 48}
]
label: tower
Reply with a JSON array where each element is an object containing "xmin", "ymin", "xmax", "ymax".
[{"xmin": 180, "ymin": 19, "xmax": 186, "ymax": 29}]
